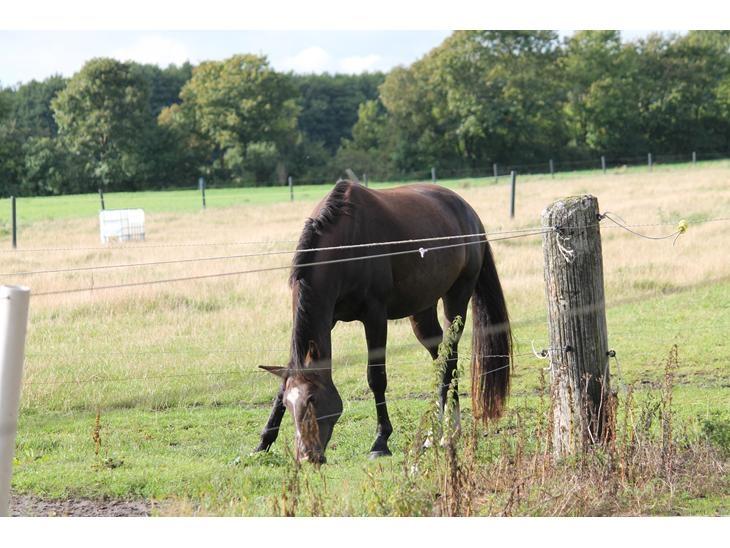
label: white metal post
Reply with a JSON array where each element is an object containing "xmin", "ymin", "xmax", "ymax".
[{"xmin": 0, "ymin": 285, "xmax": 30, "ymax": 516}]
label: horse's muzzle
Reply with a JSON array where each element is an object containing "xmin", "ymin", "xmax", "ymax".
[{"xmin": 298, "ymin": 450, "xmax": 327, "ymax": 465}]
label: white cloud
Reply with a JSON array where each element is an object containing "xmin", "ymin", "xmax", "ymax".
[
  {"xmin": 112, "ymin": 35, "xmax": 191, "ymax": 67},
  {"xmin": 338, "ymin": 54, "xmax": 381, "ymax": 74},
  {"xmin": 280, "ymin": 46, "xmax": 331, "ymax": 73}
]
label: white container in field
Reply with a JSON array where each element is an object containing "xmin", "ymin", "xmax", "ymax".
[{"xmin": 99, "ymin": 209, "xmax": 145, "ymax": 243}]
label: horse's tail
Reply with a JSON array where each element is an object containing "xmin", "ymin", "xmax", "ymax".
[{"xmin": 471, "ymin": 241, "xmax": 512, "ymax": 423}]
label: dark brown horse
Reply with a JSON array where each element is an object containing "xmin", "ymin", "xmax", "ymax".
[{"xmin": 255, "ymin": 180, "xmax": 512, "ymax": 463}]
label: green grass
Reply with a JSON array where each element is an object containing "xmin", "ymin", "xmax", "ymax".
[
  {"xmin": 3, "ymin": 157, "xmax": 728, "ymax": 227},
  {"xmin": 6, "ymin": 161, "xmax": 729, "ymax": 514},
  {"xmin": 13, "ymin": 277, "xmax": 730, "ymax": 515}
]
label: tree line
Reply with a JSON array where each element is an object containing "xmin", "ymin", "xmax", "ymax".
[{"xmin": 1, "ymin": 30, "xmax": 729, "ymax": 197}]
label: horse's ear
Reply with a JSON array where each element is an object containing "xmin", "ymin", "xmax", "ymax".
[
  {"xmin": 307, "ymin": 340, "xmax": 320, "ymax": 361},
  {"xmin": 259, "ymin": 365, "xmax": 288, "ymax": 379}
]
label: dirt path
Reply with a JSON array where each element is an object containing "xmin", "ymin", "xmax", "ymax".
[{"xmin": 10, "ymin": 492, "xmax": 152, "ymax": 517}]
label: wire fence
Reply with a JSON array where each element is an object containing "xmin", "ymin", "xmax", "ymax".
[
  {"xmin": 11, "ymin": 211, "xmax": 730, "ymax": 388},
  {"xmin": 5, "ymin": 214, "xmax": 726, "ymax": 298},
  {"xmin": 5, "ymin": 204, "xmax": 730, "ymax": 488},
  {"xmin": 4, "ymin": 150, "xmax": 729, "ymax": 240}
]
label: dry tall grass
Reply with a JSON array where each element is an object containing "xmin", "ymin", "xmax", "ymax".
[
  {"xmin": 4, "ymin": 165, "xmax": 729, "ymax": 410},
  {"xmin": 6, "ymin": 165, "xmax": 729, "ymax": 309}
]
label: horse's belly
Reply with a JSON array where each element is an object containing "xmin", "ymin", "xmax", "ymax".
[{"xmin": 384, "ymin": 253, "xmax": 465, "ymax": 319}]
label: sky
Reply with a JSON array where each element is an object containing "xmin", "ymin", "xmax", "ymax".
[
  {"xmin": 0, "ymin": 29, "xmax": 678, "ymax": 87},
  {"xmin": 1, "ymin": 0, "xmax": 703, "ymax": 86},
  {"xmin": 0, "ymin": 31, "xmax": 453, "ymax": 86}
]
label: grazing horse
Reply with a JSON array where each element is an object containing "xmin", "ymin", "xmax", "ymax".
[{"xmin": 255, "ymin": 180, "xmax": 512, "ymax": 463}]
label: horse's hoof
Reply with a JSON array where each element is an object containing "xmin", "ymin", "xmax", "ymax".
[{"xmin": 368, "ymin": 449, "xmax": 392, "ymax": 459}]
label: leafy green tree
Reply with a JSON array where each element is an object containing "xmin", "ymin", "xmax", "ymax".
[
  {"xmin": 334, "ymin": 99, "xmax": 395, "ymax": 179},
  {"xmin": 0, "ymin": 124, "xmax": 24, "ymax": 197},
  {"xmin": 293, "ymin": 72, "xmax": 385, "ymax": 154},
  {"xmin": 156, "ymin": 101, "xmax": 211, "ymax": 184},
  {"xmin": 378, "ymin": 30, "xmax": 569, "ymax": 173},
  {"xmin": 11, "ymin": 75, "xmax": 67, "ymax": 138},
  {"xmin": 562, "ymin": 31, "xmax": 646, "ymax": 156},
  {"xmin": 52, "ymin": 58, "xmax": 153, "ymax": 190},
  {"xmin": 0, "ymin": 86, "xmax": 23, "ymax": 196},
  {"xmin": 436, "ymin": 31, "xmax": 568, "ymax": 165},
  {"xmin": 21, "ymin": 137, "xmax": 84, "ymax": 195},
  {"xmin": 132, "ymin": 62, "xmax": 193, "ymax": 116},
  {"xmin": 636, "ymin": 31, "xmax": 730, "ymax": 154},
  {"xmin": 562, "ymin": 31, "xmax": 622, "ymax": 153},
  {"xmin": 224, "ymin": 141, "xmax": 279, "ymax": 184},
  {"xmin": 378, "ymin": 61, "xmax": 449, "ymax": 173},
  {"xmin": 0, "ymin": 86, "xmax": 14, "ymax": 122},
  {"xmin": 172, "ymin": 54, "xmax": 299, "ymax": 183}
]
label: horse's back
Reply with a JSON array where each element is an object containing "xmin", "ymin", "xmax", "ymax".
[{"xmin": 327, "ymin": 181, "xmax": 487, "ymax": 319}]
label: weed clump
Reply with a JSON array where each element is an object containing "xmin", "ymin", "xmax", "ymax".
[{"xmin": 362, "ymin": 344, "xmax": 728, "ymax": 516}]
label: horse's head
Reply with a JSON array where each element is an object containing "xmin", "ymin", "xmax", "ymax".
[{"xmin": 260, "ymin": 343, "xmax": 342, "ymax": 464}]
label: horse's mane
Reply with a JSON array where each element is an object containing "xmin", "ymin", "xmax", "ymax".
[
  {"xmin": 289, "ymin": 179, "xmax": 354, "ymax": 287},
  {"xmin": 288, "ymin": 179, "xmax": 354, "ymax": 369}
]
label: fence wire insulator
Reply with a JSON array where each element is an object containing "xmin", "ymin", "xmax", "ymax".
[{"xmin": 531, "ymin": 340, "xmax": 550, "ymax": 359}]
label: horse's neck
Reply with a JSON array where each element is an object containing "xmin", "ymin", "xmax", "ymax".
[{"xmin": 291, "ymin": 280, "xmax": 334, "ymax": 369}]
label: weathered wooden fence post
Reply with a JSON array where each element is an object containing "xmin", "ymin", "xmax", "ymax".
[
  {"xmin": 542, "ymin": 195, "xmax": 611, "ymax": 457},
  {"xmin": 601, "ymin": 156, "xmax": 606, "ymax": 174},
  {"xmin": 648, "ymin": 152, "xmax": 653, "ymax": 171},
  {"xmin": 549, "ymin": 159, "xmax": 554, "ymax": 179},
  {"xmin": 493, "ymin": 163, "xmax": 498, "ymax": 182},
  {"xmin": 692, "ymin": 151, "xmax": 696, "ymax": 165},
  {"xmin": 288, "ymin": 176, "xmax": 293, "ymax": 202},
  {"xmin": 431, "ymin": 167, "xmax": 436, "ymax": 183},
  {"xmin": 199, "ymin": 177, "xmax": 206, "ymax": 209}
]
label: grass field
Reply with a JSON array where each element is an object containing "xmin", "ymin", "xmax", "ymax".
[
  {"xmin": 2, "ymin": 161, "xmax": 729, "ymax": 516},
  {"xmin": 4, "ymin": 158, "xmax": 729, "ymax": 226}
]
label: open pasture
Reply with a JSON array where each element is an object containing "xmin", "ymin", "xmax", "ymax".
[{"xmin": 2, "ymin": 162, "xmax": 729, "ymax": 516}]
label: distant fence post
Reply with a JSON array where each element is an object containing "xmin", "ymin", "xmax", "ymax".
[
  {"xmin": 431, "ymin": 167, "xmax": 436, "ymax": 184},
  {"xmin": 288, "ymin": 176, "xmax": 293, "ymax": 202},
  {"xmin": 542, "ymin": 195, "xmax": 611, "ymax": 457},
  {"xmin": 98, "ymin": 188, "xmax": 105, "ymax": 211},
  {"xmin": 648, "ymin": 153, "xmax": 653, "ymax": 171},
  {"xmin": 549, "ymin": 159, "xmax": 554, "ymax": 179},
  {"xmin": 364, "ymin": 173, "xmax": 368, "ymax": 188},
  {"xmin": 493, "ymin": 163, "xmax": 498, "ymax": 182},
  {"xmin": 509, "ymin": 171, "xmax": 517, "ymax": 219},
  {"xmin": 601, "ymin": 156, "xmax": 606, "ymax": 174},
  {"xmin": 10, "ymin": 197, "xmax": 17, "ymax": 250},
  {"xmin": 692, "ymin": 151, "xmax": 696, "ymax": 165},
  {"xmin": 199, "ymin": 177, "xmax": 206, "ymax": 209},
  {"xmin": 0, "ymin": 285, "xmax": 31, "ymax": 516}
]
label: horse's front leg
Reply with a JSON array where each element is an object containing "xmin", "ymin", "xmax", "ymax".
[
  {"xmin": 364, "ymin": 313, "xmax": 392, "ymax": 458},
  {"xmin": 253, "ymin": 383, "xmax": 286, "ymax": 452}
]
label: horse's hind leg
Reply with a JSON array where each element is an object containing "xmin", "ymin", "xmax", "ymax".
[
  {"xmin": 254, "ymin": 382, "xmax": 286, "ymax": 452},
  {"xmin": 409, "ymin": 305, "xmax": 443, "ymax": 361},
  {"xmin": 410, "ymin": 306, "xmax": 448, "ymax": 447},
  {"xmin": 364, "ymin": 311, "xmax": 393, "ymax": 458},
  {"xmin": 441, "ymin": 286, "xmax": 472, "ymax": 434},
  {"xmin": 411, "ymin": 301, "xmax": 465, "ymax": 435}
]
